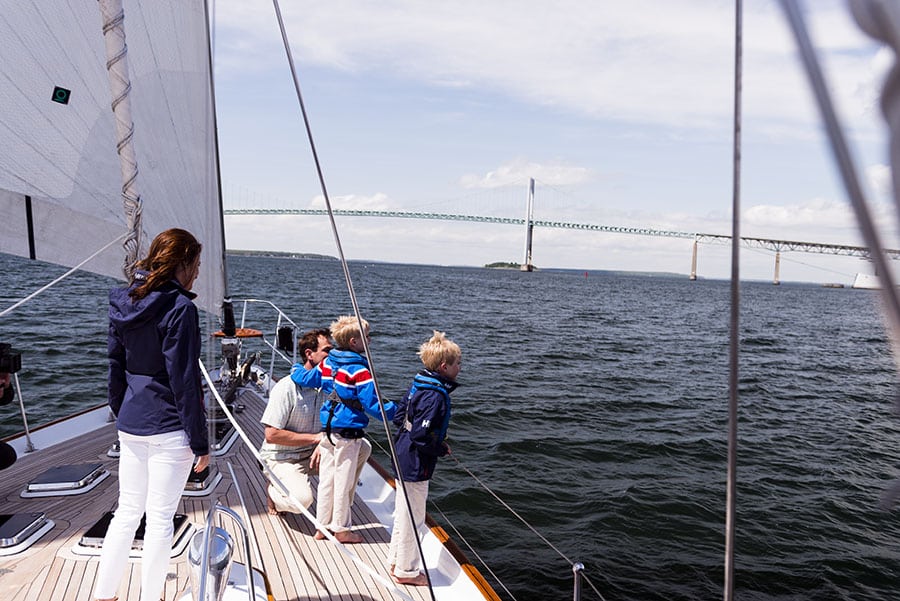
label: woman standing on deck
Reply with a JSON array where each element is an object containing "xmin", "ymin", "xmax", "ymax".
[{"xmin": 94, "ymin": 228, "xmax": 209, "ymax": 601}]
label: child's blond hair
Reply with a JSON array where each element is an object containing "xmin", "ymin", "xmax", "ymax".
[
  {"xmin": 417, "ymin": 330, "xmax": 461, "ymax": 371},
  {"xmin": 330, "ymin": 315, "xmax": 370, "ymax": 349}
]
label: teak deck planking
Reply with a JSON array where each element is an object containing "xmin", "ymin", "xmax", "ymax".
[{"xmin": 0, "ymin": 388, "xmax": 433, "ymax": 601}]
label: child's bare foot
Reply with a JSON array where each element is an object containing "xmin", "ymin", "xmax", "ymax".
[
  {"xmin": 391, "ymin": 572, "xmax": 428, "ymax": 586},
  {"xmin": 334, "ymin": 530, "xmax": 363, "ymax": 544}
]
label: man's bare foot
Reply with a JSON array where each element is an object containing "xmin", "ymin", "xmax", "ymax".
[
  {"xmin": 391, "ymin": 572, "xmax": 428, "ymax": 586},
  {"xmin": 266, "ymin": 496, "xmax": 280, "ymax": 516},
  {"xmin": 334, "ymin": 530, "xmax": 363, "ymax": 544}
]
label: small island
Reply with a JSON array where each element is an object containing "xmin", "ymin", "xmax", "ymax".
[{"xmin": 484, "ymin": 261, "xmax": 537, "ymax": 270}]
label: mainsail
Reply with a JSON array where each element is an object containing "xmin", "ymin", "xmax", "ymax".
[{"xmin": 0, "ymin": 0, "xmax": 225, "ymax": 315}]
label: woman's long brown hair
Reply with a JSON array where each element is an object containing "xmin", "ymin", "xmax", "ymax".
[{"xmin": 129, "ymin": 228, "xmax": 202, "ymax": 301}]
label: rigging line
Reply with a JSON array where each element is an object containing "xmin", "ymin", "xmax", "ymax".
[
  {"xmin": 267, "ymin": 2, "xmax": 436, "ymax": 597},
  {"xmin": 779, "ymin": 1, "xmax": 900, "ymax": 355},
  {"xmin": 724, "ymin": 2, "xmax": 742, "ymax": 601},
  {"xmin": 197, "ymin": 359, "xmax": 417, "ymax": 601},
  {"xmin": 428, "ymin": 502, "xmax": 519, "ymax": 601},
  {"xmin": 0, "ymin": 233, "xmax": 128, "ymax": 318}
]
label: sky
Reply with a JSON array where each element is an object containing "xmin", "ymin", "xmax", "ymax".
[{"xmin": 211, "ymin": 0, "xmax": 898, "ymax": 284}]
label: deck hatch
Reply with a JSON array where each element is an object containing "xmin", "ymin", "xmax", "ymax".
[
  {"xmin": 80, "ymin": 511, "xmax": 191, "ymax": 551},
  {"xmin": 0, "ymin": 512, "xmax": 49, "ymax": 548},
  {"xmin": 21, "ymin": 462, "xmax": 109, "ymax": 497}
]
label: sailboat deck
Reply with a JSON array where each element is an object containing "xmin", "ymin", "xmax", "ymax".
[{"xmin": 0, "ymin": 387, "xmax": 434, "ymax": 601}]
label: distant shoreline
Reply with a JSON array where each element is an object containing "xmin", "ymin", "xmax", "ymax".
[
  {"xmin": 225, "ymin": 250, "xmax": 847, "ymax": 285},
  {"xmin": 227, "ymin": 249, "xmax": 338, "ymax": 261}
]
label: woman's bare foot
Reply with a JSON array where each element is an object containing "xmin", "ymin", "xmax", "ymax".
[
  {"xmin": 391, "ymin": 572, "xmax": 428, "ymax": 586},
  {"xmin": 334, "ymin": 530, "xmax": 363, "ymax": 544}
]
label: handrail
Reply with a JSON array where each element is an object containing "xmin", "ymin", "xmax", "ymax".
[
  {"xmin": 230, "ymin": 297, "xmax": 301, "ymax": 378},
  {"xmin": 195, "ymin": 501, "xmax": 255, "ymax": 601}
]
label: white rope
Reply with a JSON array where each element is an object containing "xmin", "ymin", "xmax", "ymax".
[
  {"xmin": 197, "ymin": 360, "xmax": 415, "ymax": 601},
  {"xmin": 0, "ymin": 234, "xmax": 127, "ymax": 318},
  {"xmin": 97, "ymin": 0, "xmax": 142, "ymax": 279}
]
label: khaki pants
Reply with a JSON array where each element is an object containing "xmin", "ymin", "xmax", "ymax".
[
  {"xmin": 315, "ymin": 435, "xmax": 372, "ymax": 532},
  {"xmin": 266, "ymin": 457, "xmax": 315, "ymax": 513}
]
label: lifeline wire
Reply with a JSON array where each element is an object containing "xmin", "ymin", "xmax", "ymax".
[
  {"xmin": 449, "ymin": 455, "xmax": 575, "ymax": 567},
  {"xmin": 198, "ymin": 359, "xmax": 416, "ymax": 601},
  {"xmin": 428, "ymin": 503, "xmax": 519, "ymax": 601},
  {"xmin": 366, "ymin": 434, "xmax": 608, "ymax": 599},
  {"xmin": 267, "ymin": 1, "xmax": 436, "ymax": 597},
  {"xmin": 449, "ymin": 454, "xmax": 608, "ymax": 600}
]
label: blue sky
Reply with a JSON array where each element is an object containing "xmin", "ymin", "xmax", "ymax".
[{"xmin": 213, "ymin": 0, "xmax": 894, "ymax": 284}]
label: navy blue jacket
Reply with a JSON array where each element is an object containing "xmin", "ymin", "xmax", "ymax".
[
  {"xmin": 108, "ymin": 272, "xmax": 209, "ymax": 455},
  {"xmin": 393, "ymin": 370, "xmax": 456, "ymax": 482}
]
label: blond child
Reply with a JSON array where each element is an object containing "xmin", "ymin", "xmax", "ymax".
[
  {"xmin": 292, "ymin": 315, "xmax": 395, "ymax": 543},
  {"xmin": 387, "ymin": 331, "xmax": 461, "ymax": 585}
]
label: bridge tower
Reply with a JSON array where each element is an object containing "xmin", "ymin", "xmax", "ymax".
[
  {"xmin": 521, "ymin": 178, "xmax": 535, "ymax": 272},
  {"xmin": 690, "ymin": 239, "xmax": 698, "ymax": 281},
  {"xmin": 773, "ymin": 251, "xmax": 781, "ymax": 285}
]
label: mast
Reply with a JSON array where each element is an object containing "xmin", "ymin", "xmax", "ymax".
[{"xmin": 521, "ymin": 177, "xmax": 535, "ymax": 272}]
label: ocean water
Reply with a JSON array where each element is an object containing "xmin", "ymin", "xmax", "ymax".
[{"xmin": 2, "ymin": 253, "xmax": 900, "ymax": 601}]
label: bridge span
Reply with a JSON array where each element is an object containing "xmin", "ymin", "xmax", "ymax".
[{"xmin": 223, "ymin": 206, "xmax": 900, "ymax": 283}]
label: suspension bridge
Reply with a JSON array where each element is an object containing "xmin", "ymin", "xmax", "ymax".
[{"xmin": 223, "ymin": 179, "xmax": 900, "ymax": 284}]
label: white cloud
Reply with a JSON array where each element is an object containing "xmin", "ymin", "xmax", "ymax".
[
  {"xmin": 867, "ymin": 163, "xmax": 892, "ymax": 198},
  {"xmin": 214, "ymin": 1, "xmax": 891, "ymax": 284},
  {"xmin": 460, "ymin": 160, "xmax": 592, "ymax": 189},
  {"xmin": 309, "ymin": 193, "xmax": 395, "ymax": 210},
  {"xmin": 217, "ymin": 0, "xmax": 880, "ymax": 136},
  {"xmin": 743, "ymin": 198, "xmax": 853, "ymax": 229}
]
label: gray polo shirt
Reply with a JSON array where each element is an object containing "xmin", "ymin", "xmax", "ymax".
[{"xmin": 259, "ymin": 374, "xmax": 322, "ymax": 462}]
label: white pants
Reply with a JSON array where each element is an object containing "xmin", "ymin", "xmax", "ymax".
[
  {"xmin": 387, "ymin": 479, "xmax": 429, "ymax": 578},
  {"xmin": 94, "ymin": 430, "xmax": 195, "ymax": 601},
  {"xmin": 315, "ymin": 435, "xmax": 371, "ymax": 532}
]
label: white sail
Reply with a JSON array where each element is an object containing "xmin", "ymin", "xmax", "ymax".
[{"xmin": 0, "ymin": 0, "xmax": 224, "ymax": 316}]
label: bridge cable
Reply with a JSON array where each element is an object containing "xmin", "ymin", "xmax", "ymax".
[{"xmin": 268, "ymin": 2, "xmax": 437, "ymax": 598}]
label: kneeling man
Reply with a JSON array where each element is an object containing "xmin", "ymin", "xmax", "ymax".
[{"xmin": 261, "ymin": 328, "xmax": 371, "ymax": 516}]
